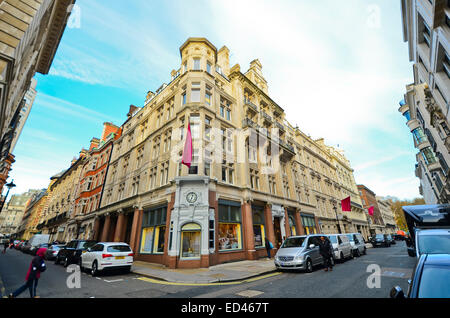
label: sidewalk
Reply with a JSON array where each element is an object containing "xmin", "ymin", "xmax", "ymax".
[
  {"xmin": 131, "ymin": 244, "xmax": 373, "ymax": 284},
  {"xmin": 131, "ymin": 258, "xmax": 277, "ymax": 284}
]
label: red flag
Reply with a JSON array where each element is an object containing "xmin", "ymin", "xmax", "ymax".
[
  {"xmin": 181, "ymin": 123, "xmax": 192, "ymax": 168},
  {"xmin": 368, "ymin": 206, "xmax": 374, "ymax": 216},
  {"xmin": 341, "ymin": 196, "xmax": 351, "ymax": 212}
]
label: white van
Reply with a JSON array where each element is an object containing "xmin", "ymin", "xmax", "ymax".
[
  {"xmin": 346, "ymin": 233, "xmax": 367, "ymax": 257},
  {"xmin": 28, "ymin": 234, "xmax": 50, "ymax": 247},
  {"xmin": 327, "ymin": 234, "xmax": 353, "ymax": 262}
]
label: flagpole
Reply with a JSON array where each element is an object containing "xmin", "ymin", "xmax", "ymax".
[{"xmin": 333, "ymin": 205, "xmax": 342, "ymax": 234}]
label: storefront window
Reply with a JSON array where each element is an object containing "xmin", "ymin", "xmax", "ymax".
[
  {"xmin": 181, "ymin": 223, "xmax": 201, "ymax": 258},
  {"xmin": 218, "ymin": 201, "xmax": 242, "ymax": 251},
  {"xmin": 140, "ymin": 206, "xmax": 167, "ymax": 254},
  {"xmin": 289, "ymin": 215, "xmax": 296, "ymax": 236},
  {"xmin": 301, "ymin": 215, "xmax": 317, "ymax": 235},
  {"xmin": 252, "ymin": 206, "xmax": 265, "ymax": 248}
]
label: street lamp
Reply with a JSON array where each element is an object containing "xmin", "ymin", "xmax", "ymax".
[
  {"xmin": 333, "ymin": 204, "xmax": 342, "ymax": 234},
  {"xmin": 0, "ymin": 179, "xmax": 16, "ymax": 214}
]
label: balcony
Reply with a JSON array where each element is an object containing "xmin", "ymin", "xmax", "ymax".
[
  {"xmin": 261, "ymin": 110, "xmax": 272, "ymax": 124},
  {"xmin": 244, "ymin": 98, "xmax": 258, "ymax": 113},
  {"xmin": 275, "ymin": 121, "xmax": 285, "ymax": 133},
  {"xmin": 242, "ymin": 118, "xmax": 257, "ymax": 129}
]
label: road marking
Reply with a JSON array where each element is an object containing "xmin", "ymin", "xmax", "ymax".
[
  {"xmin": 137, "ymin": 272, "xmax": 281, "ymax": 286},
  {"xmin": 236, "ymin": 290, "xmax": 264, "ymax": 297},
  {"xmin": 103, "ymin": 279, "xmax": 124, "ymax": 283}
]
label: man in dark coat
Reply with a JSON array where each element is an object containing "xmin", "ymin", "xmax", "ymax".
[
  {"xmin": 319, "ymin": 236, "xmax": 333, "ymax": 271},
  {"xmin": 264, "ymin": 237, "xmax": 272, "ymax": 259}
]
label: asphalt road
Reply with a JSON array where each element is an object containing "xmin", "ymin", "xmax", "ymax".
[{"xmin": 0, "ymin": 241, "xmax": 416, "ymax": 298}]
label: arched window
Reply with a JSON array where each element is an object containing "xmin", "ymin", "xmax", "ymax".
[{"xmin": 181, "ymin": 223, "xmax": 201, "ymax": 259}]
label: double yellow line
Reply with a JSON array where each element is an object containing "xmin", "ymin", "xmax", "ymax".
[{"xmin": 137, "ymin": 272, "xmax": 281, "ymax": 286}]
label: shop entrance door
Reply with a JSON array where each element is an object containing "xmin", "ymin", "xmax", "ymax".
[{"xmin": 273, "ymin": 217, "xmax": 283, "ymax": 249}]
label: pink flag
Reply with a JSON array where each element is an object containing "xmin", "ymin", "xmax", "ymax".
[
  {"xmin": 368, "ymin": 206, "xmax": 374, "ymax": 216},
  {"xmin": 341, "ymin": 196, "xmax": 351, "ymax": 212},
  {"xmin": 181, "ymin": 123, "xmax": 192, "ymax": 168}
]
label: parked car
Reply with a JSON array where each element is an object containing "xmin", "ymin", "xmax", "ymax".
[
  {"xmin": 274, "ymin": 235, "xmax": 334, "ymax": 273},
  {"xmin": 327, "ymin": 234, "xmax": 353, "ymax": 262},
  {"xmin": 386, "ymin": 234, "xmax": 395, "ymax": 245},
  {"xmin": 370, "ymin": 234, "xmax": 391, "ymax": 247},
  {"xmin": 45, "ymin": 244, "xmax": 65, "ymax": 260},
  {"xmin": 80, "ymin": 242, "xmax": 134, "ymax": 276},
  {"xmin": 21, "ymin": 241, "xmax": 33, "ymax": 254},
  {"xmin": 346, "ymin": 233, "xmax": 367, "ymax": 257},
  {"xmin": 390, "ymin": 253, "xmax": 450, "ymax": 298},
  {"xmin": 407, "ymin": 228, "xmax": 450, "ymax": 258},
  {"xmin": 30, "ymin": 243, "xmax": 49, "ymax": 256},
  {"xmin": 55, "ymin": 240, "xmax": 97, "ymax": 267}
]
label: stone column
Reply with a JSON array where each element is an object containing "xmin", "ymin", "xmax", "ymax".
[
  {"xmin": 295, "ymin": 210, "xmax": 305, "ymax": 235},
  {"xmin": 114, "ymin": 210, "xmax": 126, "ymax": 242},
  {"xmin": 242, "ymin": 201, "xmax": 256, "ymax": 260},
  {"xmin": 284, "ymin": 207, "xmax": 291, "ymax": 238},
  {"xmin": 100, "ymin": 214, "xmax": 111, "ymax": 242},
  {"xmin": 92, "ymin": 217, "xmax": 101, "ymax": 241},
  {"xmin": 129, "ymin": 207, "xmax": 142, "ymax": 253},
  {"xmin": 264, "ymin": 204, "xmax": 275, "ymax": 257}
]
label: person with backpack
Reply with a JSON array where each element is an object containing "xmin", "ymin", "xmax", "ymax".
[
  {"xmin": 9, "ymin": 247, "xmax": 47, "ymax": 298},
  {"xmin": 265, "ymin": 237, "xmax": 273, "ymax": 259}
]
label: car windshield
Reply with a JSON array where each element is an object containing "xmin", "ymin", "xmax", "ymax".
[
  {"xmin": 281, "ymin": 237, "xmax": 306, "ymax": 248},
  {"xmin": 346, "ymin": 234, "xmax": 354, "ymax": 242},
  {"xmin": 418, "ymin": 266, "xmax": 450, "ymax": 298},
  {"xmin": 107, "ymin": 245, "xmax": 131, "ymax": 252},
  {"xmin": 328, "ymin": 236, "xmax": 337, "ymax": 244},
  {"xmin": 418, "ymin": 235, "xmax": 450, "ymax": 255},
  {"xmin": 375, "ymin": 234, "xmax": 384, "ymax": 239}
]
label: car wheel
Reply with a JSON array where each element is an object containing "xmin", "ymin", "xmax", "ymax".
[
  {"xmin": 63, "ymin": 257, "xmax": 69, "ymax": 268},
  {"xmin": 349, "ymin": 250, "xmax": 354, "ymax": 259},
  {"xmin": 305, "ymin": 259, "xmax": 313, "ymax": 273},
  {"xmin": 91, "ymin": 261, "xmax": 98, "ymax": 277},
  {"xmin": 356, "ymin": 249, "xmax": 361, "ymax": 257}
]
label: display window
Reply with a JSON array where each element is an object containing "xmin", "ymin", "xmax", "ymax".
[
  {"xmin": 181, "ymin": 223, "xmax": 201, "ymax": 259},
  {"xmin": 140, "ymin": 206, "xmax": 167, "ymax": 254},
  {"xmin": 252, "ymin": 206, "xmax": 265, "ymax": 248},
  {"xmin": 218, "ymin": 223, "xmax": 242, "ymax": 250}
]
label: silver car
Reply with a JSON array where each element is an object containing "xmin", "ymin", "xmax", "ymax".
[
  {"xmin": 346, "ymin": 233, "xmax": 367, "ymax": 257},
  {"xmin": 274, "ymin": 235, "xmax": 334, "ymax": 273}
]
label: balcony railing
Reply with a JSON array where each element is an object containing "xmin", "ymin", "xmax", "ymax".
[
  {"xmin": 261, "ymin": 110, "xmax": 272, "ymax": 123},
  {"xmin": 275, "ymin": 121, "xmax": 285, "ymax": 132},
  {"xmin": 244, "ymin": 98, "xmax": 258, "ymax": 112}
]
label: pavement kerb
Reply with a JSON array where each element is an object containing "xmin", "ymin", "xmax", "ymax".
[{"xmin": 131, "ymin": 268, "xmax": 279, "ymax": 284}]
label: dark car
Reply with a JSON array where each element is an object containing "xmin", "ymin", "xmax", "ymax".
[
  {"xmin": 370, "ymin": 234, "xmax": 391, "ymax": 247},
  {"xmin": 386, "ymin": 234, "xmax": 395, "ymax": 245},
  {"xmin": 45, "ymin": 244, "xmax": 65, "ymax": 260},
  {"xmin": 30, "ymin": 243, "xmax": 49, "ymax": 256},
  {"xmin": 55, "ymin": 240, "xmax": 97, "ymax": 267},
  {"xmin": 390, "ymin": 254, "xmax": 450, "ymax": 298},
  {"xmin": 21, "ymin": 241, "xmax": 33, "ymax": 254},
  {"xmin": 393, "ymin": 234, "xmax": 405, "ymax": 241}
]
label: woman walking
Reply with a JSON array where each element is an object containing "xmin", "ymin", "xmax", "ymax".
[{"xmin": 9, "ymin": 247, "xmax": 47, "ymax": 298}]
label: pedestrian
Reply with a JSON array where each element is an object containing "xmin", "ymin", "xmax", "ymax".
[
  {"xmin": 9, "ymin": 247, "xmax": 47, "ymax": 298},
  {"xmin": 265, "ymin": 237, "xmax": 273, "ymax": 259},
  {"xmin": 2, "ymin": 240, "xmax": 8, "ymax": 254},
  {"xmin": 319, "ymin": 236, "xmax": 333, "ymax": 272}
]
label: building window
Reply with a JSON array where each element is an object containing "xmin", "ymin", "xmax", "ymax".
[
  {"xmin": 252, "ymin": 206, "xmax": 265, "ymax": 248},
  {"xmin": 221, "ymin": 162, "xmax": 234, "ymax": 184},
  {"xmin": 149, "ymin": 167, "xmax": 157, "ymax": 189},
  {"xmin": 422, "ymin": 18, "xmax": 431, "ymax": 47},
  {"xmin": 220, "ymin": 97, "xmax": 232, "ymax": 120},
  {"xmin": 288, "ymin": 211, "xmax": 297, "ymax": 236},
  {"xmin": 421, "ymin": 147, "xmax": 437, "ymax": 165},
  {"xmin": 268, "ymin": 175, "xmax": 276, "ymax": 195},
  {"xmin": 189, "ymin": 149, "xmax": 199, "ymax": 175},
  {"xmin": 301, "ymin": 214, "xmax": 317, "ymax": 235},
  {"xmin": 191, "ymin": 82, "xmax": 201, "ymax": 102},
  {"xmin": 190, "ymin": 114, "xmax": 200, "ymax": 139},
  {"xmin": 181, "ymin": 223, "xmax": 201, "ymax": 258},
  {"xmin": 218, "ymin": 201, "xmax": 242, "ymax": 251},
  {"xmin": 206, "ymin": 62, "xmax": 212, "ymax": 74},
  {"xmin": 140, "ymin": 206, "xmax": 167, "ymax": 254},
  {"xmin": 131, "ymin": 175, "xmax": 140, "ymax": 196},
  {"xmin": 193, "ymin": 58, "xmax": 200, "ymax": 70},
  {"xmin": 205, "ymin": 85, "xmax": 212, "ymax": 106},
  {"xmin": 412, "ymin": 127, "xmax": 428, "ymax": 145},
  {"xmin": 250, "ymin": 169, "xmax": 260, "ymax": 190},
  {"xmin": 443, "ymin": 50, "xmax": 450, "ymax": 80}
]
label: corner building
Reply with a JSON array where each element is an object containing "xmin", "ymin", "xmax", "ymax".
[{"xmin": 96, "ymin": 38, "xmax": 364, "ymax": 268}]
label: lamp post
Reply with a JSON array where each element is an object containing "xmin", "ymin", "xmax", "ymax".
[
  {"xmin": 0, "ymin": 179, "xmax": 16, "ymax": 214},
  {"xmin": 333, "ymin": 204, "xmax": 342, "ymax": 234}
]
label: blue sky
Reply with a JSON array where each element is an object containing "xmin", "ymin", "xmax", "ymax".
[{"xmin": 7, "ymin": 0, "xmax": 419, "ymax": 200}]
